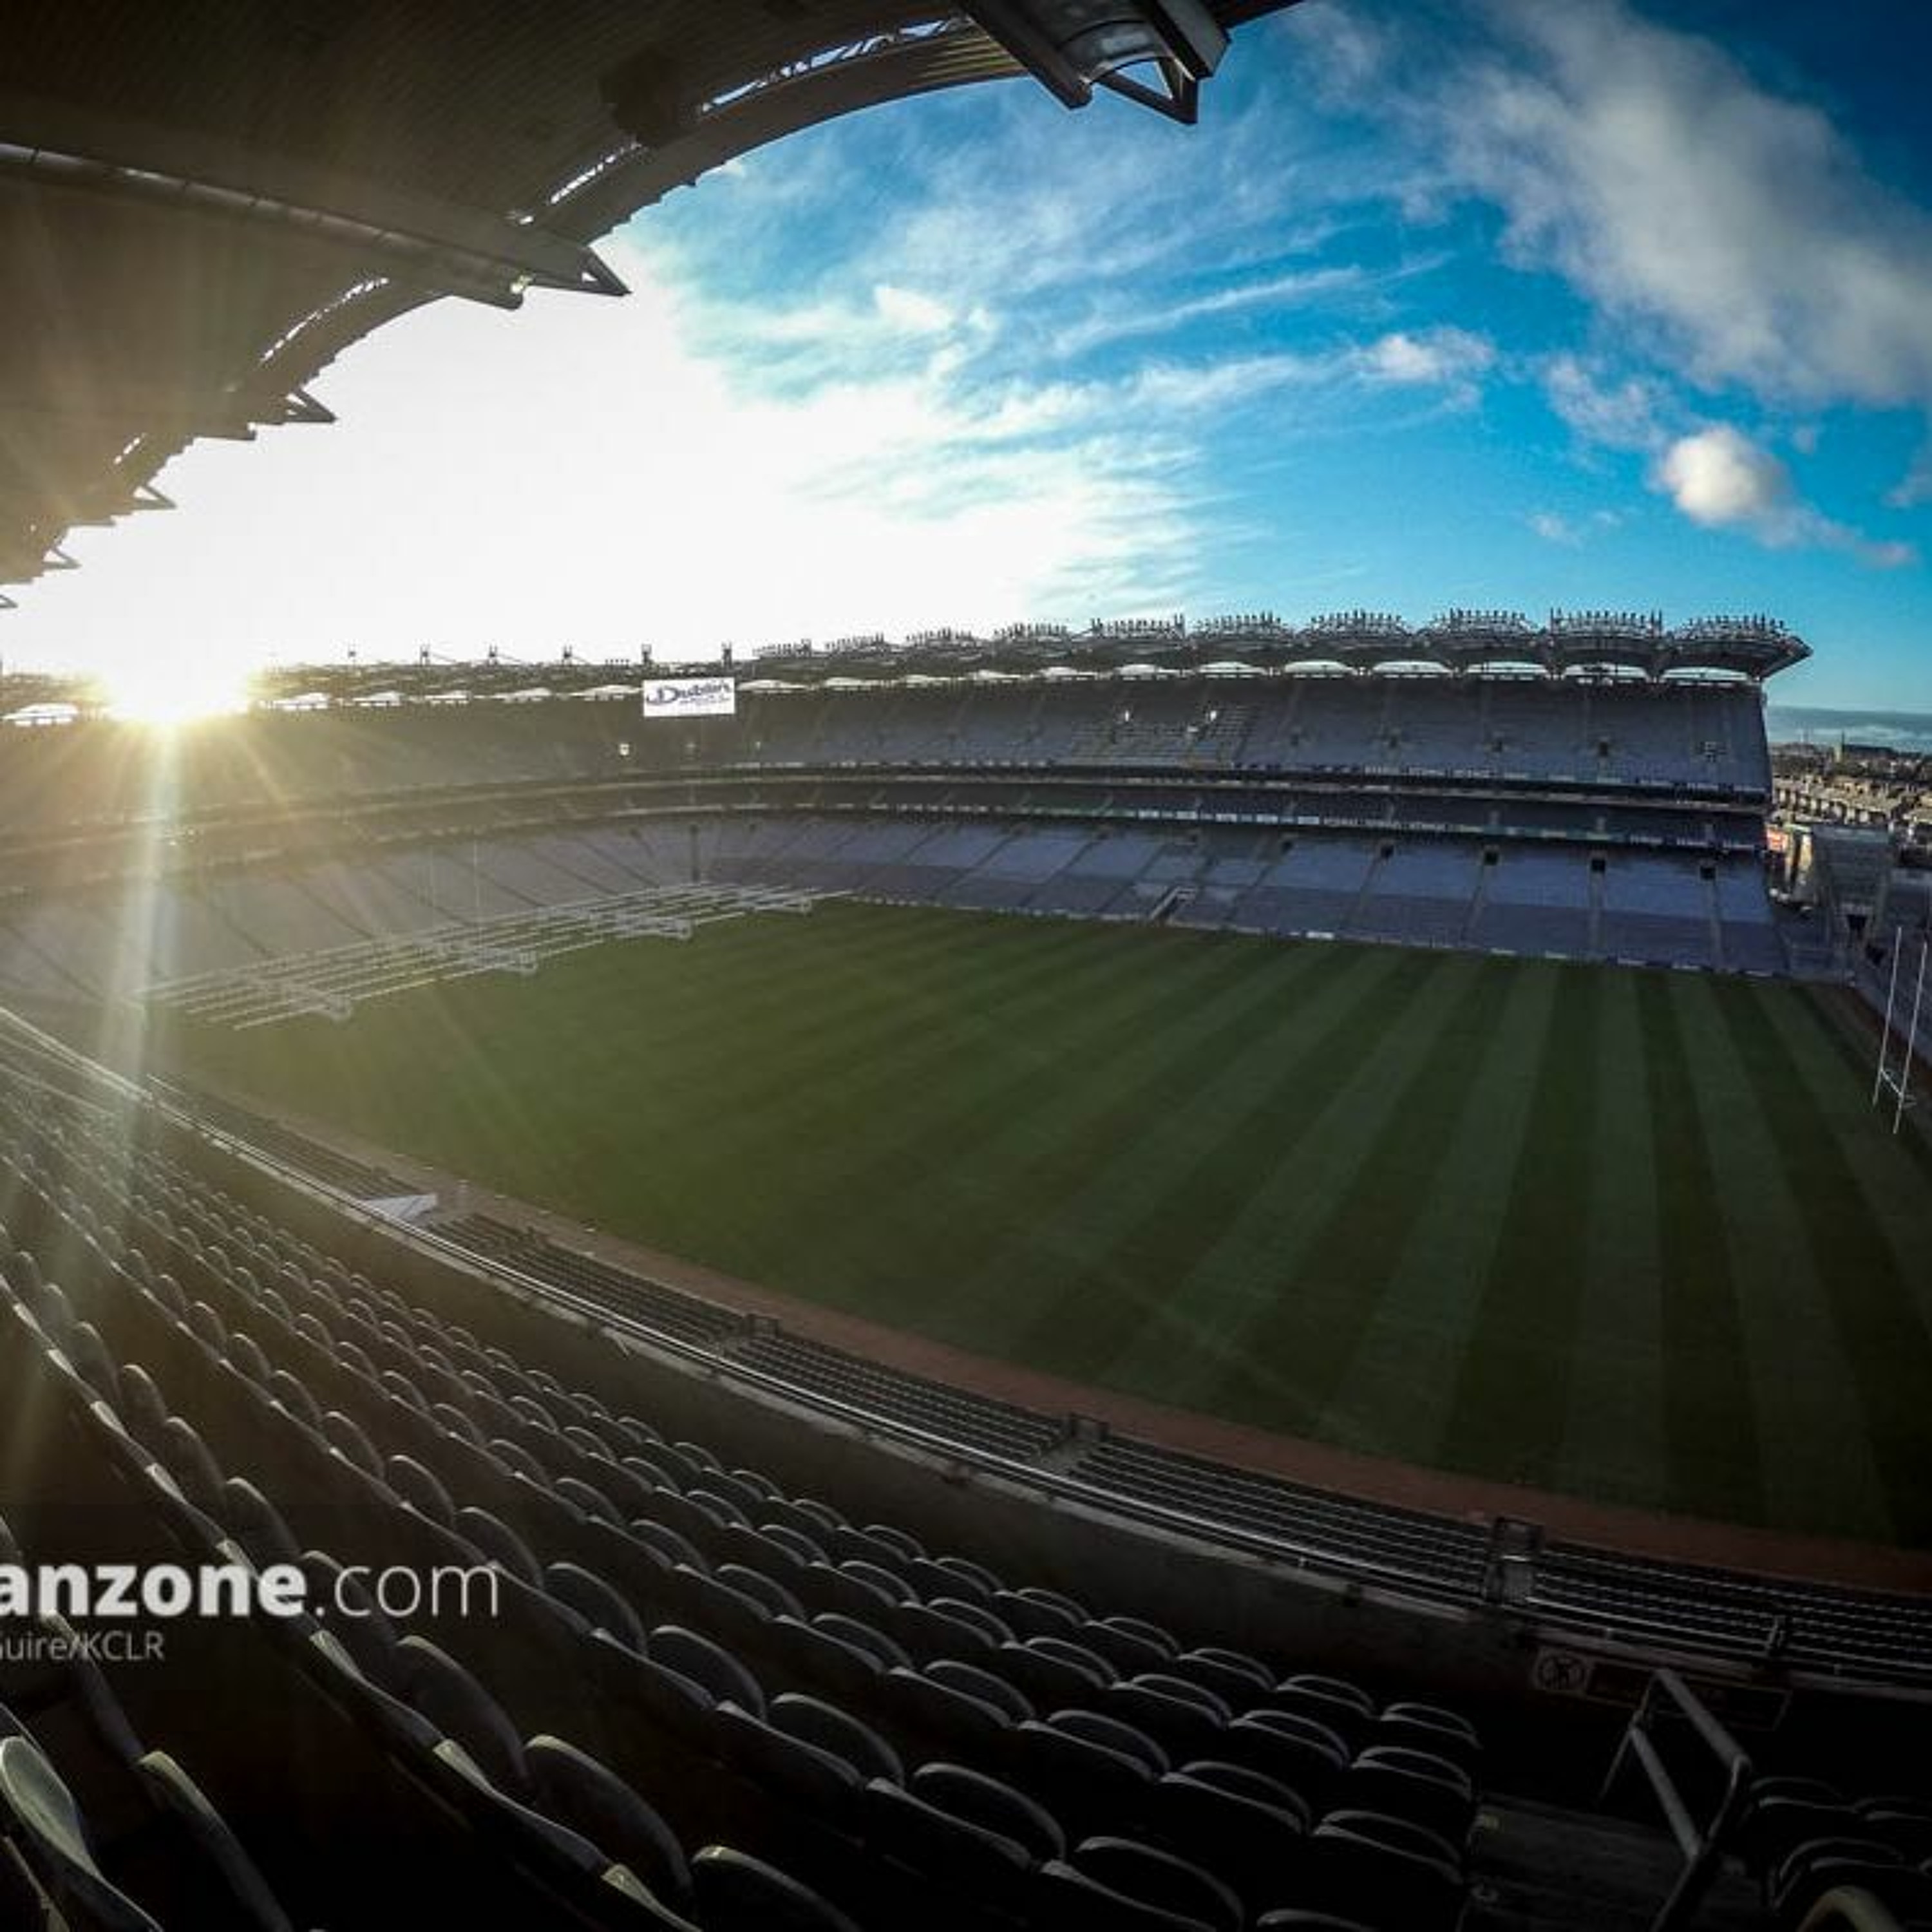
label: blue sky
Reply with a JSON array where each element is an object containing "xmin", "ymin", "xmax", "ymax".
[{"xmin": 11, "ymin": 0, "xmax": 1932, "ymax": 710}]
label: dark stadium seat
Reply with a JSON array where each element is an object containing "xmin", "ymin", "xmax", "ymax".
[
  {"xmin": 1860, "ymin": 1804, "xmax": 1932, "ymax": 1865},
  {"xmin": 65, "ymin": 1321, "xmax": 122, "ymax": 1404},
  {"xmin": 880, "ymin": 1669, "xmax": 1014, "ymax": 1765},
  {"xmin": 1175, "ymin": 1646, "xmax": 1283, "ymax": 1692},
  {"xmin": 756, "ymin": 1522, "xmax": 831, "ymax": 1571},
  {"xmin": 768, "ymin": 1694, "xmax": 902, "ymax": 1786},
  {"xmin": 689, "ymin": 1845, "xmax": 862, "ymax": 1932},
  {"xmin": 1035, "ymin": 1854, "xmax": 1221, "ymax": 1931},
  {"xmin": 840, "ymin": 1557, "xmax": 914, "ymax": 1605},
  {"xmin": 556, "ymin": 1473, "xmax": 630, "ymax": 1530},
  {"xmin": 1107, "ymin": 1682, "xmax": 1229, "ymax": 1765},
  {"xmin": 1341, "ymin": 1746, "xmax": 1475, "ymax": 1844},
  {"xmin": 1048, "ymin": 1707, "xmax": 1170, "ymax": 1777},
  {"xmin": 861, "ymin": 1775, "xmax": 1036, "ymax": 1917},
  {"xmin": 1255, "ymin": 1914, "xmax": 1380, "ymax": 1931},
  {"xmin": 1374, "ymin": 1701, "xmax": 1479, "ymax": 1768},
  {"xmin": 0, "ymin": 1736, "xmax": 165, "ymax": 1932},
  {"xmin": 224, "ymin": 1331, "xmax": 274, "ymax": 1390},
  {"xmin": 379, "ymin": 1367, "xmax": 431, "ymax": 1414},
  {"xmin": 185, "ymin": 1300, "xmax": 227, "ymax": 1352},
  {"xmin": 1008, "ymin": 1720, "xmax": 1155, "ymax": 1839},
  {"xmin": 896, "ymin": 1600, "xmax": 1002, "ymax": 1667},
  {"xmin": 992, "ymin": 1588, "xmax": 1087, "ymax": 1640},
  {"xmin": 997, "ymin": 1640, "xmax": 1111, "ymax": 1712},
  {"xmin": 1070, "ymin": 1836, "xmax": 1244, "ymax": 1932},
  {"xmin": 1227, "ymin": 1711, "xmax": 1350, "ymax": 1808},
  {"xmin": 925, "ymin": 1658, "xmax": 1033, "ymax": 1725},
  {"xmin": 1303, "ymin": 1814, "xmax": 1465, "ymax": 1931},
  {"xmin": 816, "ymin": 1614, "xmax": 912, "ymax": 1674},
  {"xmin": 156, "ymin": 1414, "xmax": 227, "ymax": 1516},
  {"xmin": 386, "ymin": 1452, "xmax": 459, "ymax": 1529},
  {"xmin": 453, "ymin": 1504, "xmax": 544, "ymax": 1587},
  {"xmin": 220, "ymin": 1477, "xmax": 304, "ymax": 1570},
  {"xmin": 1272, "ymin": 1680, "xmax": 1371, "ymax": 1750},
  {"xmin": 525, "ymin": 1735, "xmax": 695, "ymax": 1912},
  {"xmin": 149, "ymin": 1272, "xmax": 191, "ymax": 1323},
  {"xmin": 320, "ymin": 1409, "xmax": 386, "ymax": 1482},
  {"xmin": 727, "ymin": 1595, "xmax": 845, "ymax": 1676},
  {"xmin": 267, "ymin": 1367, "xmax": 325, "ymax": 1432},
  {"xmin": 650, "ymin": 1627, "xmax": 764, "ymax": 1717},
  {"xmin": 1083, "ymin": 1618, "xmax": 1179, "ymax": 1676},
  {"xmin": 546, "ymin": 1561, "xmax": 649, "ymax": 1652},
  {"xmin": 715, "ymin": 1561, "xmax": 803, "ymax": 1622},
  {"xmin": 807, "ymin": 1565, "xmax": 902, "ymax": 1624},
  {"xmin": 394, "ymin": 1636, "xmax": 529, "ymax": 1796},
  {"xmin": 1151, "ymin": 1768, "xmax": 1307, "ymax": 1901},
  {"xmin": 715, "ymin": 1703, "xmax": 866, "ymax": 1827},
  {"xmin": 1320, "ymin": 1808, "xmax": 1462, "ymax": 1875},
  {"xmin": 298, "ymin": 1551, "xmax": 401, "ymax": 1682},
  {"xmin": 913, "ymin": 1761, "xmax": 1065, "ymax": 1864},
  {"xmin": 130, "ymin": 1752, "xmax": 297, "ymax": 1932},
  {"xmin": 115, "ymin": 1361, "xmax": 171, "ymax": 1449},
  {"xmin": 687, "ymin": 1488, "xmax": 750, "ymax": 1531},
  {"xmin": 626, "ymin": 1519, "xmax": 705, "ymax": 1578},
  {"xmin": 674, "ymin": 1567, "xmax": 777, "ymax": 1656}
]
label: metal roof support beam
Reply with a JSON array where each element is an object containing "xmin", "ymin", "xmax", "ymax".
[
  {"xmin": 279, "ymin": 389, "xmax": 335, "ymax": 426},
  {"xmin": 0, "ymin": 384, "xmax": 331, "ymax": 430},
  {"xmin": 0, "ymin": 90, "xmax": 627, "ymax": 304},
  {"xmin": 960, "ymin": 0, "xmax": 1229, "ymax": 116}
]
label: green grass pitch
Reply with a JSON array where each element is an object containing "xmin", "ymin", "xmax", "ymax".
[{"xmin": 160, "ymin": 902, "xmax": 1932, "ymax": 1547}]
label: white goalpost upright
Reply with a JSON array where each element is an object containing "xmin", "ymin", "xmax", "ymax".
[{"xmin": 1871, "ymin": 924, "xmax": 1928, "ymax": 1135}]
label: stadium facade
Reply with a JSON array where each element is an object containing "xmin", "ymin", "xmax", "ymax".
[{"xmin": 2, "ymin": 611, "xmax": 1803, "ymax": 1012}]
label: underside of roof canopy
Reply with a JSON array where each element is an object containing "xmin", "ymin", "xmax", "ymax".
[{"xmin": 0, "ymin": 0, "xmax": 1298, "ymax": 603}]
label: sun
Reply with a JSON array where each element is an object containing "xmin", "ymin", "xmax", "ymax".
[{"xmin": 102, "ymin": 661, "xmax": 253, "ymax": 726}]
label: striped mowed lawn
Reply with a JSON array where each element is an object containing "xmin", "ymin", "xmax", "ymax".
[{"xmin": 162, "ymin": 900, "xmax": 1932, "ymax": 1547}]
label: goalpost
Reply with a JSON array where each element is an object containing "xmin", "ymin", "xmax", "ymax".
[{"xmin": 1870, "ymin": 924, "xmax": 1928, "ymax": 1135}]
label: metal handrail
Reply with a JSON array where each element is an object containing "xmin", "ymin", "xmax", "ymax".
[{"xmin": 1600, "ymin": 1667, "xmax": 1754, "ymax": 1932}]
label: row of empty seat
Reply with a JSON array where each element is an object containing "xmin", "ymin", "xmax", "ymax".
[
  {"xmin": 0, "ymin": 1067, "xmax": 1499, "ymax": 1929},
  {"xmin": 0, "ymin": 680, "xmax": 1774, "ymax": 843}
]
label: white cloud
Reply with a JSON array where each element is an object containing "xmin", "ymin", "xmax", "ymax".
[
  {"xmin": 1655, "ymin": 425, "xmax": 1790, "ymax": 531},
  {"xmin": 1889, "ymin": 447, "xmax": 1932, "ymax": 509},
  {"xmin": 872, "ymin": 284, "xmax": 954, "ymax": 335},
  {"xmin": 1541, "ymin": 354, "xmax": 1670, "ymax": 453},
  {"xmin": 1654, "ymin": 424, "xmax": 1913, "ymax": 567},
  {"xmin": 1053, "ymin": 263, "xmax": 1364, "ymax": 357},
  {"xmin": 1450, "ymin": 0, "xmax": 1932, "ymax": 413},
  {"xmin": 1528, "ymin": 506, "xmax": 1625, "ymax": 547},
  {"xmin": 6, "ymin": 241, "xmax": 1229, "ymax": 672},
  {"xmin": 1354, "ymin": 327, "xmax": 1495, "ymax": 397}
]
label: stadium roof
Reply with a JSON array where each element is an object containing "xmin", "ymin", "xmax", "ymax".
[{"xmin": 1, "ymin": 0, "xmax": 1298, "ymax": 603}]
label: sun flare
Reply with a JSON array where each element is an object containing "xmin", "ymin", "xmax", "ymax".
[{"xmin": 102, "ymin": 663, "xmax": 253, "ymax": 726}]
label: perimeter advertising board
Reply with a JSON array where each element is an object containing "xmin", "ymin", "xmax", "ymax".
[{"xmin": 642, "ymin": 677, "xmax": 737, "ymax": 719}]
